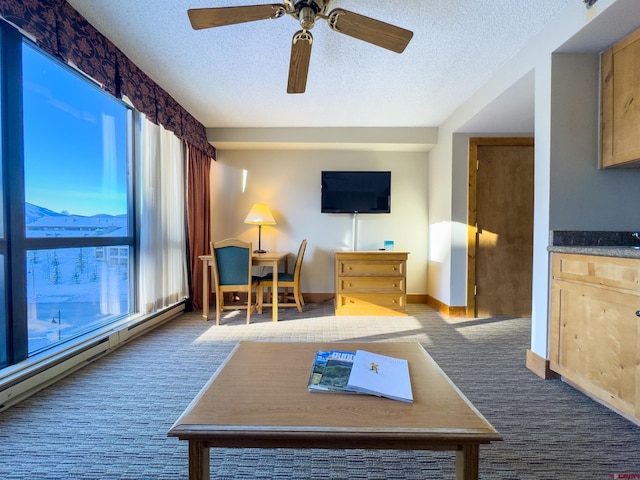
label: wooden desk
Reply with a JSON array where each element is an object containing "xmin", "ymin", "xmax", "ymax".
[
  {"xmin": 168, "ymin": 342, "xmax": 502, "ymax": 480},
  {"xmin": 199, "ymin": 251, "xmax": 289, "ymax": 323}
]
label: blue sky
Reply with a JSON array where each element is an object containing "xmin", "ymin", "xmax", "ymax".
[{"xmin": 22, "ymin": 43, "xmax": 128, "ymax": 217}]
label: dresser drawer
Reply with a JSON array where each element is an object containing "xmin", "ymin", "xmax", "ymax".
[
  {"xmin": 338, "ymin": 276, "xmax": 405, "ymax": 293},
  {"xmin": 337, "ymin": 260, "xmax": 405, "ymax": 277},
  {"xmin": 336, "ymin": 293, "xmax": 406, "ymax": 315}
]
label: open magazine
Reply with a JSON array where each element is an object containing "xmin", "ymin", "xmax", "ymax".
[{"xmin": 308, "ymin": 349, "xmax": 413, "ymax": 403}]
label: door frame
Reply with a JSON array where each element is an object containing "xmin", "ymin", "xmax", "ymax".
[{"xmin": 467, "ymin": 137, "xmax": 534, "ymax": 317}]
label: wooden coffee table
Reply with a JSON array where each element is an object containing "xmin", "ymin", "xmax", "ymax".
[{"xmin": 168, "ymin": 342, "xmax": 501, "ymax": 480}]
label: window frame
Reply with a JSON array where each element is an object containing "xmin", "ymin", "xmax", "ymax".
[{"xmin": 0, "ymin": 23, "xmax": 138, "ymax": 367}]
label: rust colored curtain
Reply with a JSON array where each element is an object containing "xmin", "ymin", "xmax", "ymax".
[{"xmin": 186, "ymin": 144, "xmax": 211, "ymax": 311}]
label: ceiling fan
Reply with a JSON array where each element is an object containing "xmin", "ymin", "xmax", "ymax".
[{"xmin": 187, "ymin": 1, "xmax": 413, "ymax": 94}]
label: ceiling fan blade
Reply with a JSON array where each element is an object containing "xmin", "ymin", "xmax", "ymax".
[
  {"xmin": 188, "ymin": 4, "xmax": 285, "ymax": 30},
  {"xmin": 287, "ymin": 30, "xmax": 313, "ymax": 94},
  {"xmin": 327, "ymin": 8, "xmax": 413, "ymax": 53}
]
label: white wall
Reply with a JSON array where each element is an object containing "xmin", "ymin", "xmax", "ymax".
[
  {"xmin": 210, "ymin": 149, "xmax": 429, "ymax": 295},
  {"xmin": 550, "ymin": 53, "xmax": 640, "ymax": 230},
  {"xmin": 206, "ymin": 0, "xmax": 640, "ymax": 364},
  {"xmin": 426, "ymin": 0, "xmax": 640, "ymax": 360}
]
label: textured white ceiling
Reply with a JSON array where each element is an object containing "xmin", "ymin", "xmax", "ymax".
[{"xmin": 65, "ymin": 0, "xmax": 571, "ymax": 130}]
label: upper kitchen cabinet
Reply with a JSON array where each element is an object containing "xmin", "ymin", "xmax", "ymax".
[{"xmin": 601, "ymin": 27, "xmax": 640, "ymax": 168}]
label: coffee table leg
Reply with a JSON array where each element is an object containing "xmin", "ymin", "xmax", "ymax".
[
  {"xmin": 455, "ymin": 443, "xmax": 479, "ymax": 480},
  {"xmin": 188, "ymin": 440, "xmax": 210, "ymax": 480}
]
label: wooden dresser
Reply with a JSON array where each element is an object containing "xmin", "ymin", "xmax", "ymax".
[{"xmin": 334, "ymin": 251, "xmax": 408, "ymax": 316}]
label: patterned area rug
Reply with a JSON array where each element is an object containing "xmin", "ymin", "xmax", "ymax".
[{"xmin": 0, "ymin": 301, "xmax": 639, "ymax": 479}]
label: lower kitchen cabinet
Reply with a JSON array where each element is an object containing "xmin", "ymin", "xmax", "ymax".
[{"xmin": 549, "ymin": 253, "xmax": 640, "ymax": 424}]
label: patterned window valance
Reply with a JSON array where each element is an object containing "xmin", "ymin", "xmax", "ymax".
[{"xmin": 0, "ymin": 0, "xmax": 215, "ymax": 159}]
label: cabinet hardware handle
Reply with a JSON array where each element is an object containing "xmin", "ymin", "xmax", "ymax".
[{"xmin": 636, "ymin": 310, "xmax": 640, "ymax": 317}]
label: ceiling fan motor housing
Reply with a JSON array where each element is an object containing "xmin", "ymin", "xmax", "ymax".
[
  {"xmin": 291, "ymin": 0, "xmax": 329, "ymax": 16},
  {"xmin": 288, "ymin": 1, "xmax": 328, "ymax": 30}
]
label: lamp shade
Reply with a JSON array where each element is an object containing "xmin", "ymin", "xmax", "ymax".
[{"xmin": 244, "ymin": 203, "xmax": 276, "ymax": 225}]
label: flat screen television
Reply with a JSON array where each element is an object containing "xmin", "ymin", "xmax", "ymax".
[{"xmin": 321, "ymin": 171, "xmax": 391, "ymax": 214}]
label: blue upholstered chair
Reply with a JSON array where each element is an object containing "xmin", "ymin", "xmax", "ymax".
[
  {"xmin": 211, "ymin": 238, "xmax": 263, "ymax": 325},
  {"xmin": 261, "ymin": 239, "xmax": 307, "ymax": 313}
]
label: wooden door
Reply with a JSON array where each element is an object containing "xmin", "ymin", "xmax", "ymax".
[{"xmin": 468, "ymin": 138, "xmax": 534, "ymax": 317}]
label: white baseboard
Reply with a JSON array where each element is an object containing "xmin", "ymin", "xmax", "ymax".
[{"xmin": 0, "ymin": 303, "xmax": 184, "ymax": 412}]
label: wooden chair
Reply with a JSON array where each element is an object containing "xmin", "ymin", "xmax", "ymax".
[
  {"xmin": 211, "ymin": 238, "xmax": 263, "ymax": 325},
  {"xmin": 262, "ymin": 239, "xmax": 307, "ymax": 313}
]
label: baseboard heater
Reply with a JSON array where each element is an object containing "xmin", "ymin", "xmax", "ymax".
[{"xmin": 0, "ymin": 303, "xmax": 185, "ymax": 412}]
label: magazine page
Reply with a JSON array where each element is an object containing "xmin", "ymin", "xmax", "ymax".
[
  {"xmin": 307, "ymin": 350, "xmax": 331, "ymax": 391},
  {"xmin": 346, "ymin": 350, "xmax": 413, "ymax": 403},
  {"xmin": 309, "ymin": 350, "xmax": 357, "ymax": 393}
]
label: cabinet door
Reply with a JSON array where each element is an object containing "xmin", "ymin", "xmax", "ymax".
[
  {"xmin": 601, "ymin": 27, "xmax": 640, "ymax": 167},
  {"xmin": 552, "ymin": 278, "xmax": 639, "ymax": 417}
]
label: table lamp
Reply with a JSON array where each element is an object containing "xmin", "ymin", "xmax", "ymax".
[{"xmin": 244, "ymin": 203, "xmax": 276, "ymax": 253}]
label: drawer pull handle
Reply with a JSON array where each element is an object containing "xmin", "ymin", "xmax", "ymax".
[{"xmin": 636, "ymin": 310, "xmax": 640, "ymax": 317}]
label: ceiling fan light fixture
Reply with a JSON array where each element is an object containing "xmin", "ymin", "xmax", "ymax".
[{"xmin": 298, "ymin": 6, "xmax": 316, "ymax": 30}]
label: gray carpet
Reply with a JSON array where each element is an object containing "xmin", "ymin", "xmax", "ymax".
[{"xmin": 1, "ymin": 301, "xmax": 639, "ymax": 479}]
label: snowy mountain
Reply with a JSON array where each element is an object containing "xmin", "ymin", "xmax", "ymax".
[{"xmin": 25, "ymin": 202, "xmax": 64, "ymax": 224}]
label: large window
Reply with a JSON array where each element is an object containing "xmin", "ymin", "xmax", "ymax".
[
  {"xmin": 0, "ymin": 16, "xmax": 190, "ymax": 374},
  {"xmin": 21, "ymin": 43, "xmax": 133, "ymax": 355},
  {"xmin": 0, "ymin": 28, "xmax": 135, "ymax": 366}
]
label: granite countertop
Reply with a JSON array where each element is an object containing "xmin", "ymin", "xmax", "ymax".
[{"xmin": 547, "ymin": 231, "xmax": 640, "ymax": 259}]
